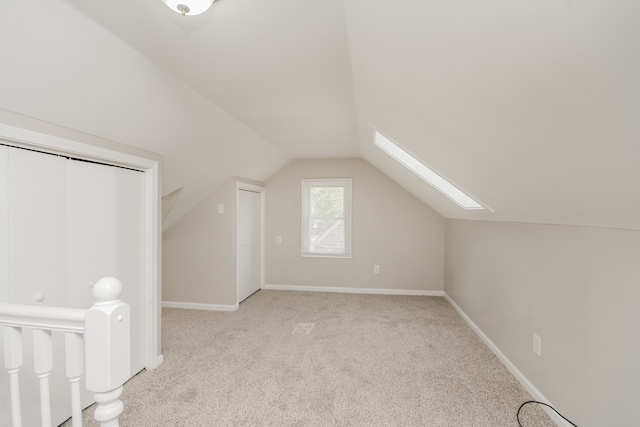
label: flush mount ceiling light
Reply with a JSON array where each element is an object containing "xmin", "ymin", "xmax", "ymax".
[{"xmin": 162, "ymin": 0, "xmax": 218, "ymax": 16}]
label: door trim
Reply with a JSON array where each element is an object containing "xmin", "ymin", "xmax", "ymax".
[
  {"xmin": 235, "ymin": 181, "xmax": 265, "ymax": 305},
  {"xmin": 0, "ymin": 123, "xmax": 163, "ymax": 370}
]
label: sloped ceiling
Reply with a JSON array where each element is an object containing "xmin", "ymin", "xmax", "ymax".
[{"xmin": 1, "ymin": 0, "xmax": 638, "ymax": 230}]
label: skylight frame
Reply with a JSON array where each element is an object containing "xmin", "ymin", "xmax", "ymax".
[{"xmin": 373, "ymin": 130, "xmax": 488, "ymax": 211}]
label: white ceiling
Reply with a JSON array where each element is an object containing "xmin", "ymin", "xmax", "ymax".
[{"xmin": 1, "ymin": 0, "xmax": 638, "ymax": 230}]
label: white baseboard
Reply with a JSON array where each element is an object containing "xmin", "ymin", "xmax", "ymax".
[
  {"xmin": 162, "ymin": 301, "xmax": 239, "ymax": 312},
  {"xmin": 264, "ymin": 284, "xmax": 443, "ymax": 297},
  {"xmin": 443, "ymin": 292, "xmax": 570, "ymax": 427}
]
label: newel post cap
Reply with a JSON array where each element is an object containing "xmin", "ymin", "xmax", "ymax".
[{"xmin": 92, "ymin": 277, "xmax": 123, "ymax": 303}]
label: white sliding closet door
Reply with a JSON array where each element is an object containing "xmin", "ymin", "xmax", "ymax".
[{"xmin": 0, "ymin": 145, "xmax": 145, "ymax": 426}]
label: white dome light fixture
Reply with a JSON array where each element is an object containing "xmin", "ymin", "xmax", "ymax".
[{"xmin": 162, "ymin": 0, "xmax": 217, "ymax": 16}]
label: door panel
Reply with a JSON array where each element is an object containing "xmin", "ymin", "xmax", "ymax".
[
  {"xmin": 66, "ymin": 159, "xmax": 119, "ymax": 411},
  {"xmin": 67, "ymin": 159, "xmax": 117, "ymax": 309},
  {"xmin": 237, "ymin": 190, "xmax": 262, "ymax": 303},
  {"xmin": 8, "ymin": 148, "xmax": 67, "ymax": 307},
  {"xmin": 4, "ymin": 147, "xmax": 70, "ymax": 426},
  {"xmin": 116, "ymin": 166, "xmax": 145, "ymax": 373}
]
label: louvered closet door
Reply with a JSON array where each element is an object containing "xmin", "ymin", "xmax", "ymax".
[{"xmin": 0, "ymin": 145, "xmax": 145, "ymax": 426}]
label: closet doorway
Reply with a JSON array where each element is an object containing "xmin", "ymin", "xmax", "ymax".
[{"xmin": 0, "ymin": 121, "xmax": 160, "ymax": 426}]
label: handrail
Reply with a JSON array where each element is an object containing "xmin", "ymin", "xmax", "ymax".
[
  {"xmin": 0, "ymin": 277, "xmax": 130, "ymax": 427},
  {"xmin": 0, "ymin": 303, "xmax": 86, "ymax": 333}
]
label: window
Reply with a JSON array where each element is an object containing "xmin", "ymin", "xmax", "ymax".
[
  {"xmin": 302, "ymin": 179, "xmax": 352, "ymax": 258},
  {"xmin": 374, "ymin": 130, "xmax": 486, "ymax": 210}
]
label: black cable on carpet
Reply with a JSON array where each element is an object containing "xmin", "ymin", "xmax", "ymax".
[{"xmin": 517, "ymin": 400, "xmax": 578, "ymax": 427}]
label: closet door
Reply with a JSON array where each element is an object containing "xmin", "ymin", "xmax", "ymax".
[
  {"xmin": 0, "ymin": 146, "xmax": 146, "ymax": 426},
  {"xmin": 67, "ymin": 158, "xmax": 117, "ymax": 309},
  {"xmin": 237, "ymin": 189, "xmax": 262, "ymax": 303},
  {"xmin": 66, "ymin": 159, "xmax": 120, "ymax": 410},
  {"xmin": 66, "ymin": 158, "xmax": 145, "ymax": 373},
  {"xmin": 66, "ymin": 159, "xmax": 145, "ymax": 407},
  {"xmin": 115, "ymin": 166, "xmax": 145, "ymax": 374},
  {"xmin": 2, "ymin": 146, "xmax": 70, "ymax": 426},
  {"xmin": 8, "ymin": 147, "xmax": 67, "ymax": 306}
]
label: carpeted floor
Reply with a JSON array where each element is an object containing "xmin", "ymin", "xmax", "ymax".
[{"xmin": 62, "ymin": 290, "xmax": 555, "ymax": 426}]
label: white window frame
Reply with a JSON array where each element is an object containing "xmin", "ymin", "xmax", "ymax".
[{"xmin": 301, "ymin": 178, "xmax": 352, "ymax": 258}]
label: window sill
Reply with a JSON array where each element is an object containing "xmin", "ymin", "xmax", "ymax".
[{"xmin": 301, "ymin": 252, "xmax": 352, "ymax": 259}]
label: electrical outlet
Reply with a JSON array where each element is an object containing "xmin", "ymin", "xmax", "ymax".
[
  {"xmin": 218, "ymin": 204, "xmax": 224, "ymax": 214},
  {"xmin": 373, "ymin": 265, "xmax": 380, "ymax": 274},
  {"xmin": 276, "ymin": 236, "xmax": 282, "ymax": 244},
  {"xmin": 533, "ymin": 333, "xmax": 541, "ymax": 356}
]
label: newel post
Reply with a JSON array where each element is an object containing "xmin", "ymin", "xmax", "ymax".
[{"xmin": 85, "ymin": 277, "xmax": 130, "ymax": 427}]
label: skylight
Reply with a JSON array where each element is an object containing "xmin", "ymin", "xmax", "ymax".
[{"xmin": 373, "ymin": 130, "xmax": 485, "ymax": 210}]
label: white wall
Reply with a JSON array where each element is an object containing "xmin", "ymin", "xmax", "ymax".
[
  {"xmin": 444, "ymin": 219, "xmax": 640, "ymax": 427},
  {"xmin": 0, "ymin": 0, "xmax": 288, "ymax": 230},
  {"xmin": 265, "ymin": 159, "xmax": 444, "ymax": 292}
]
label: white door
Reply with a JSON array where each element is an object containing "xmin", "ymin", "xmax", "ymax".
[
  {"xmin": 1, "ymin": 147, "xmax": 69, "ymax": 425},
  {"xmin": 0, "ymin": 145, "xmax": 145, "ymax": 426},
  {"xmin": 237, "ymin": 189, "xmax": 262, "ymax": 303},
  {"xmin": 66, "ymin": 158, "xmax": 145, "ymax": 375}
]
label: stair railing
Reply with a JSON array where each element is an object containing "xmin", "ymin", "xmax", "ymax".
[{"xmin": 0, "ymin": 277, "xmax": 130, "ymax": 427}]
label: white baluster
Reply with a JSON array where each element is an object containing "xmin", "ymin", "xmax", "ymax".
[
  {"xmin": 85, "ymin": 277, "xmax": 130, "ymax": 427},
  {"xmin": 65, "ymin": 332, "xmax": 85, "ymax": 427},
  {"xmin": 94, "ymin": 386, "xmax": 124, "ymax": 427},
  {"xmin": 33, "ymin": 328, "xmax": 53, "ymax": 427},
  {"xmin": 3, "ymin": 326, "xmax": 23, "ymax": 427}
]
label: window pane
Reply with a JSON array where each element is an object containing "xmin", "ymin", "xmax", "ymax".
[
  {"xmin": 309, "ymin": 219, "xmax": 344, "ymax": 253},
  {"xmin": 310, "ymin": 187, "xmax": 344, "ymax": 218},
  {"xmin": 301, "ymin": 178, "xmax": 351, "ymax": 258}
]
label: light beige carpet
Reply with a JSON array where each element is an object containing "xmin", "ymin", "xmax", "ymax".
[{"xmin": 62, "ymin": 290, "xmax": 554, "ymax": 426}]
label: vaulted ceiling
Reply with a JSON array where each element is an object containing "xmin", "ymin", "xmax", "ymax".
[{"xmin": 1, "ymin": 0, "xmax": 638, "ymax": 230}]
